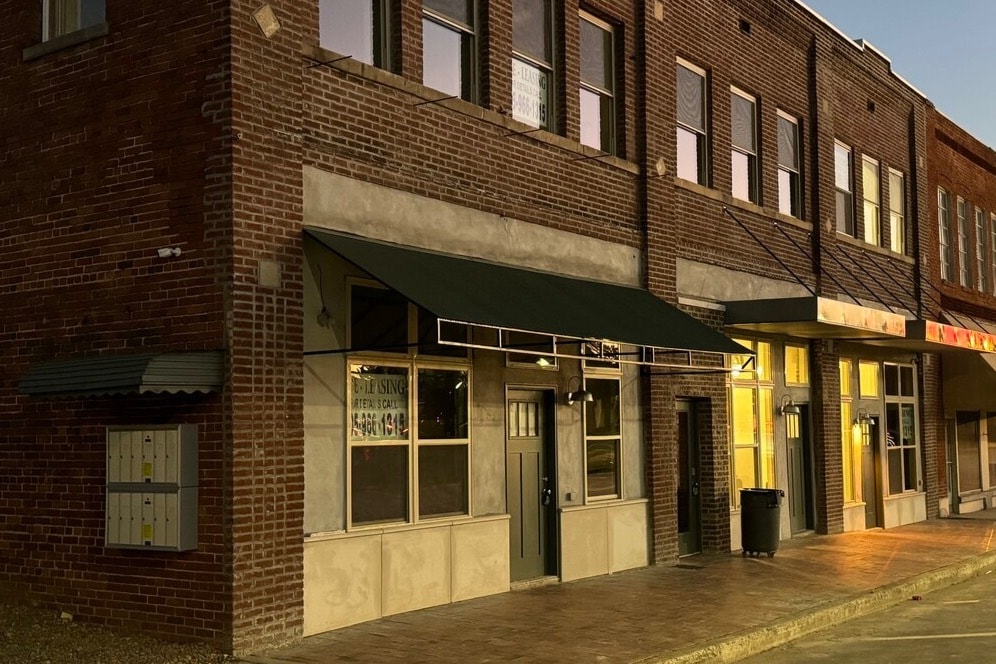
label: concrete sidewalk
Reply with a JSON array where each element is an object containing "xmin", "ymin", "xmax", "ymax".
[{"xmin": 245, "ymin": 513, "xmax": 996, "ymax": 664}]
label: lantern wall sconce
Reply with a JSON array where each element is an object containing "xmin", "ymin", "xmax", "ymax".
[
  {"xmin": 778, "ymin": 395, "xmax": 801, "ymax": 416},
  {"xmin": 566, "ymin": 376, "xmax": 593, "ymax": 406}
]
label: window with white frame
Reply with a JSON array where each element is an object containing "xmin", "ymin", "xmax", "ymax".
[
  {"xmin": 777, "ymin": 112, "xmax": 801, "ymax": 218},
  {"xmin": 512, "ymin": 0, "xmax": 554, "ymax": 131},
  {"xmin": 977, "ymin": 208, "xmax": 988, "ymax": 293},
  {"xmin": 958, "ymin": 198, "xmax": 970, "ymax": 287},
  {"xmin": 939, "ymin": 188, "xmax": 952, "ymax": 281},
  {"xmin": 884, "ymin": 363, "xmax": 919, "ymax": 495},
  {"xmin": 835, "ymin": 141, "xmax": 855, "ymax": 236},
  {"xmin": 888, "ymin": 169, "xmax": 906, "ymax": 255},
  {"xmin": 730, "ymin": 88, "xmax": 759, "ymax": 204},
  {"xmin": 346, "ymin": 281, "xmax": 471, "ymax": 527},
  {"xmin": 319, "ymin": 0, "xmax": 392, "ymax": 69},
  {"xmin": 578, "ymin": 12, "xmax": 615, "ymax": 153},
  {"xmin": 583, "ymin": 374, "xmax": 621, "ymax": 499},
  {"xmin": 862, "ymin": 156, "xmax": 881, "ymax": 246},
  {"xmin": 728, "ymin": 338, "xmax": 774, "ymax": 508},
  {"xmin": 423, "ymin": 0, "xmax": 477, "ymax": 102},
  {"xmin": 43, "ymin": 0, "xmax": 104, "ymax": 41},
  {"xmin": 676, "ymin": 60, "xmax": 708, "ymax": 185}
]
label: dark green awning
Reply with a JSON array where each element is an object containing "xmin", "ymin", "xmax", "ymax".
[
  {"xmin": 19, "ymin": 351, "xmax": 224, "ymax": 398},
  {"xmin": 306, "ymin": 228, "xmax": 747, "ymax": 360}
]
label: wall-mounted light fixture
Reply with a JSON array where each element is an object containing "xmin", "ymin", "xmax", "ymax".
[
  {"xmin": 778, "ymin": 395, "xmax": 800, "ymax": 416},
  {"xmin": 156, "ymin": 247, "xmax": 182, "ymax": 258},
  {"xmin": 854, "ymin": 409, "xmax": 872, "ymax": 426},
  {"xmin": 566, "ymin": 376, "xmax": 593, "ymax": 406}
]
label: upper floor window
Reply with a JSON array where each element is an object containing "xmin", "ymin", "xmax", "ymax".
[
  {"xmin": 777, "ymin": 112, "xmax": 801, "ymax": 218},
  {"xmin": 319, "ymin": 0, "xmax": 391, "ymax": 69},
  {"xmin": 977, "ymin": 208, "xmax": 988, "ymax": 293},
  {"xmin": 835, "ymin": 141, "xmax": 854, "ymax": 236},
  {"xmin": 578, "ymin": 12, "xmax": 615, "ymax": 153},
  {"xmin": 730, "ymin": 88, "xmax": 759, "ymax": 204},
  {"xmin": 43, "ymin": 0, "xmax": 104, "ymax": 41},
  {"xmin": 957, "ymin": 198, "xmax": 970, "ymax": 287},
  {"xmin": 512, "ymin": 0, "xmax": 554, "ymax": 131},
  {"xmin": 888, "ymin": 169, "xmax": 906, "ymax": 255},
  {"xmin": 423, "ymin": 0, "xmax": 477, "ymax": 102},
  {"xmin": 676, "ymin": 60, "xmax": 708, "ymax": 185},
  {"xmin": 991, "ymin": 213, "xmax": 996, "ymax": 295},
  {"xmin": 939, "ymin": 188, "xmax": 952, "ymax": 281},
  {"xmin": 861, "ymin": 156, "xmax": 880, "ymax": 246}
]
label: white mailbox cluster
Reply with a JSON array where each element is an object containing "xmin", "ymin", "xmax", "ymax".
[{"xmin": 106, "ymin": 425, "xmax": 198, "ymax": 551}]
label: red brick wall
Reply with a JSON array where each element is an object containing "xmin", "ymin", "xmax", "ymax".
[{"xmin": 0, "ymin": 0, "xmax": 233, "ymax": 647}]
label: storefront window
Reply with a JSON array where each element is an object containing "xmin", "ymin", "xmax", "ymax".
[
  {"xmin": 584, "ymin": 377, "xmax": 621, "ymax": 499},
  {"xmin": 884, "ymin": 363, "xmax": 919, "ymax": 494},
  {"xmin": 956, "ymin": 412, "xmax": 982, "ymax": 493},
  {"xmin": 785, "ymin": 344, "xmax": 809, "ymax": 385},
  {"xmin": 348, "ymin": 363, "xmax": 471, "ymax": 527},
  {"xmin": 858, "ymin": 361, "xmax": 880, "ymax": 397},
  {"xmin": 840, "ymin": 359, "xmax": 858, "ymax": 503},
  {"xmin": 728, "ymin": 338, "xmax": 774, "ymax": 508}
]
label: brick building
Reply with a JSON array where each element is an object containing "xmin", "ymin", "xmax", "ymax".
[
  {"xmin": 2, "ymin": 0, "xmax": 990, "ymax": 656},
  {"xmin": 927, "ymin": 108, "xmax": 996, "ymax": 515}
]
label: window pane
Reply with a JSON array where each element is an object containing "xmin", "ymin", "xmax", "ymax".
[
  {"xmin": 858, "ymin": 361, "xmax": 880, "ymax": 397},
  {"xmin": 351, "ymin": 285, "xmax": 408, "ymax": 352},
  {"xmin": 351, "ymin": 445, "xmax": 408, "ymax": 524},
  {"xmin": 587, "ymin": 439, "xmax": 619, "ymax": 497},
  {"xmin": 902, "ymin": 447, "xmax": 917, "ymax": 492},
  {"xmin": 579, "ymin": 17, "xmax": 611, "ymax": 90},
  {"xmin": 424, "ymin": 0, "xmax": 471, "ymax": 24},
  {"xmin": 835, "ymin": 144, "xmax": 851, "ymax": 191},
  {"xmin": 759, "ymin": 389, "xmax": 775, "ymax": 488},
  {"xmin": 957, "ymin": 414, "xmax": 982, "ymax": 493},
  {"xmin": 889, "ymin": 171, "xmax": 906, "ymax": 254},
  {"xmin": 900, "ymin": 365, "xmax": 914, "ymax": 396},
  {"xmin": 505, "ymin": 330, "xmax": 555, "ymax": 366},
  {"xmin": 676, "ymin": 64, "xmax": 704, "ymax": 130},
  {"xmin": 839, "ymin": 359, "xmax": 852, "ymax": 397},
  {"xmin": 785, "ymin": 345, "xmax": 809, "ymax": 385},
  {"xmin": 585, "ymin": 378, "xmax": 621, "ymax": 436},
  {"xmin": 423, "ymin": 18, "xmax": 464, "ymax": 98},
  {"xmin": 862, "ymin": 158, "xmax": 880, "ymax": 204},
  {"xmin": 730, "ymin": 93, "xmax": 755, "ymax": 152},
  {"xmin": 513, "ymin": 0, "xmax": 550, "ymax": 62},
  {"xmin": 677, "ymin": 126, "xmax": 703, "ymax": 183},
  {"xmin": 351, "ymin": 365, "xmax": 409, "ymax": 441},
  {"xmin": 418, "ymin": 444, "xmax": 469, "ymax": 518},
  {"xmin": 512, "ymin": 58, "xmax": 550, "ymax": 129},
  {"xmin": 778, "ymin": 168, "xmax": 800, "ymax": 217},
  {"xmin": 888, "ymin": 448, "xmax": 903, "ymax": 494},
  {"xmin": 81, "ymin": 0, "xmax": 104, "ymax": 28},
  {"xmin": 417, "ymin": 369, "xmax": 469, "ymax": 440},
  {"xmin": 841, "ymin": 401, "xmax": 854, "ymax": 502},
  {"xmin": 837, "ymin": 190, "xmax": 854, "ymax": 235},
  {"xmin": 777, "ymin": 115, "xmax": 798, "ymax": 169},
  {"xmin": 734, "ymin": 446, "xmax": 758, "ymax": 497},
  {"xmin": 884, "ymin": 364, "xmax": 899, "ymax": 396},
  {"xmin": 320, "ymin": 0, "xmax": 374, "ymax": 64},
  {"xmin": 731, "ymin": 387, "xmax": 756, "ymax": 447},
  {"xmin": 755, "ymin": 341, "xmax": 771, "ymax": 380},
  {"xmin": 731, "ymin": 150, "xmax": 755, "ymax": 203},
  {"xmin": 579, "ymin": 86, "xmax": 603, "ymax": 150}
]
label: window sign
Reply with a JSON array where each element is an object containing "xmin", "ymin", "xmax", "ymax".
[
  {"xmin": 350, "ymin": 367, "xmax": 409, "ymax": 440},
  {"xmin": 512, "ymin": 58, "xmax": 549, "ymax": 129}
]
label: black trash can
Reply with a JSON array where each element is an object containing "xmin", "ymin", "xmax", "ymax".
[{"xmin": 740, "ymin": 488, "xmax": 783, "ymax": 557}]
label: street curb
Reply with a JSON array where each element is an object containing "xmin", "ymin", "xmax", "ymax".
[{"xmin": 636, "ymin": 549, "xmax": 996, "ymax": 664}]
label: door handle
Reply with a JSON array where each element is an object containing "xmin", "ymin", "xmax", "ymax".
[
  {"xmin": 691, "ymin": 482, "xmax": 699, "ymax": 497},
  {"xmin": 541, "ymin": 487, "xmax": 553, "ymax": 506}
]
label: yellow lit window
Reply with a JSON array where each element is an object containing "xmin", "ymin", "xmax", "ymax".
[
  {"xmin": 785, "ymin": 344, "xmax": 809, "ymax": 385},
  {"xmin": 859, "ymin": 361, "xmax": 880, "ymax": 397}
]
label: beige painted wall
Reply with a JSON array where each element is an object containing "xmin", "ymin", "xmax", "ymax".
[{"xmin": 560, "ymin": 500, "xmax": 649, "ymax": 581}]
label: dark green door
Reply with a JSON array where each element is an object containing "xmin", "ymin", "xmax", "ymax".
[{"xmin": 507, "ymin": 390, "xmax": 554, "ymax": 581}]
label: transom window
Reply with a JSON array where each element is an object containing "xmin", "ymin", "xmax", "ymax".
[
  {"xmin": 884, "ymin": 363, "xmax": 919, "ymax": 495},
  {"xmin": 939, "ymin": 188, "xmax": 953, "ymax": 281},
  {"xmin": 43, "ymin": 0, "xmax": 104, "ymax": 41},
  {"xmin": 423, "ymin": 0, "xmax": 477, "ymax": 102},
  {"xmin": 835, "ymin": 141, "xmax": 854, "ymax": 236},
  {"xmin": 784, "ymin": 343, "xmax": 809, "ymax": 386},
  {"xmin": 858, "ymin": 361, "xmax": 880, "ymax": 398},
  {"xmin": 319, "ymin": 0, "xmax": 392, "ymax": 69},
  {"xmin": 728, "ymin": 338, "xmax": 774, "ymax": 508},
  {"xmin": 676, "ymin": 60, "xmax": 708, "ymax": 185},
  {"xmin": 862, "ymin": 156, "xmax": 881, "ymax": 246},
  {"xmin": 730, "ymin": 88, "xmax": 759, "ymax": 204},
  {"xmin": 512, "ymin": 0, "xmax": 554, "ymax": 131},
  {"xmin": 578, "ymin": 12, "xmax": 616, "ymax": 153},
  {"xmin": 777, "ymin": 111, "xmax": 801, "ymax": 218}
]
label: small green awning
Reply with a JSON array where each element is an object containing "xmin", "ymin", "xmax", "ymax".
[
  {"xmin": 306, "ymin": 228, "xmax": 747, "ymax": 362},
  {"xmin": 19, "ymin": 351, "xmax": 224, "ymax": 398}
]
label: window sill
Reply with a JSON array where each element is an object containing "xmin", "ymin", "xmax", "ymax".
[
  {"xmin": 560, "ymin": 497, "xmax": 648, "ymax": 512},
  {"xmin": 23, "ymin": 22, "xmax": 109, "ymax": 62},
  {"xmin": 672, "ymin": 178, "xmax": 814, "ymax": 233},
  {"xmin": 302, "ymin": 42, "xmax": 640, "ymax": 176},
  {"xmin": 304, "ymin": 512, "xmax": 509, "ymax": 542},
  {"xmin": 834, "ymin": 232, "xmax": 915, "ymax": 264}
]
